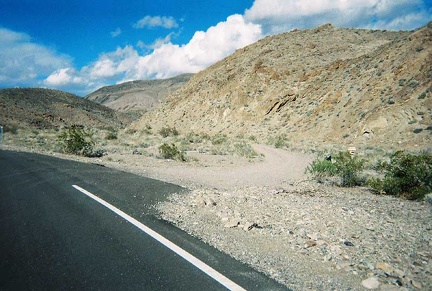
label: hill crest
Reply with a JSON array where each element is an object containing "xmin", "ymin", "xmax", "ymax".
[
  {"xmin": 0, "ymin": 87, "xmax": 123, "ymax": 130},
  {"xmin": 85, "ymin": 74, "xmax": 193, "ymax": 112},
  {"xmin": 133, "ymin": 23, "xmax": 431, "ymax": 151}
]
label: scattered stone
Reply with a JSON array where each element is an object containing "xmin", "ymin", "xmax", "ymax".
[
  {"xmin": 158, "ymin": 180, "xmax": 432, "ymax": 290},
  {"xmin": 380, "ymin": 284, "xmax": 401, "ymax": 291},
  {"xmin": 304, "ymin": 240, "xmax": 317, "ymax": 248},
  {"xmin": 343, "ymin": 240, "xmax": 354, "ymax": 247},
  {"xmin": 394, "ymin": 269, "xmax": 405, "ymax": 278},
  {"xmin": 204, "ymin": 197, "xmax": 217, "ymax": 206},
  {"xmin": 224, "ymin": 220, "xmax": 239, "ymax": 228},
  {"xmin": 194, "ymin": 197, "xmax": 206, "ymax": 207},
  {"xmin": 411, "ymin": 280, "xmax": 422, "ymax": 289},
  {"xmin": 243, "ymin": 222, "xmax": 259, "ymax": 231},
  {"xmin": 376, "ymin": 262, "xmax": 394, "ymax": 273},
  {"xmin": 361, "ymin": 276, "xmax": 380, "ymax": 289}
]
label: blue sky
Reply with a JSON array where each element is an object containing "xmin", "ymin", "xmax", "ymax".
[{"xmin": 1, "ymin": 0, "xmax": 431, "ymax": 96}]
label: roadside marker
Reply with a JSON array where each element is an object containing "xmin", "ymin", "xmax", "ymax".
[{"xmin": 72, "ymin": 185, "xmax": 246, "ymax": 291}]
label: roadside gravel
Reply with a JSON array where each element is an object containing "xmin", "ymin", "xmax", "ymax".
[{"xmin": 157, "ymin": 182, "xmax": 432, "ymax": 290}]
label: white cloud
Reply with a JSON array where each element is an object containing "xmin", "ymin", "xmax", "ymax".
[
  {"xmin": 130, "ymin": 14, "xmax": 262, "ymax": 79},
  {"xmin": 43, "ymin": 14, "xmax": 262, "ymax": 93},
  {"xmin": 0, "ymin": 28, "xmax": 72, "ymax": 86},
  {"xmin": 110, "ymin": 27, "xmax": 122, "ymax": 38},
  {"xmin": 245, "ymin": 0, "xmax": 431, "ymax": 34},
  {"xmin": 133, "ymin": 15, "xmax": 179, "ymax": 29}
]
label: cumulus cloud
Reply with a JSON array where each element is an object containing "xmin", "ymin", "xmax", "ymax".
[
  {"xmin": 133, "ymin": 15, "xmax": 179, "ymax": 29},
  {"xmin": 130, "ymin": 14, "xmax": 262, "ymax": 79},
  {"xmin": 0, "ymin": 28, "xmax": 72, "ymax": 86},
  {"xmin": 44, "ymin": 14, "xmax": 262, "ymax": 94},
  {"xmin": 245, "ymin": 0, "xmax": 432, "ymax": 34}
]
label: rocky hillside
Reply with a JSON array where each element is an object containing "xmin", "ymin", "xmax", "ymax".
[
  {"xmin": 85, "ymin": 74, "xmax": 193, "ymax": 112},
  {"xmin": 0, "ymin": 88, "xmax": 124, "ymax": 130},
  {"xmin": 134, "ymin": 23, "xmax": 431, "ymax": 151}
]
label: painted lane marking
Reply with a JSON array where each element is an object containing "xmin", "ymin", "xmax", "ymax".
[{"xmin": 72, "ymin": 185, "xmax": 246, "ymax": 291}]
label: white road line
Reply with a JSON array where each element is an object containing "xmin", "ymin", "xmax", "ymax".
[{"xmin": 72, "ymin": 185, "xmax": 246, "ymax": 291}]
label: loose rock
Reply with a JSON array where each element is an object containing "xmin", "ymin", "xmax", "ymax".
[{"xmin": 361, "ymin": 276, "xmax": 380, "ymax": 289}]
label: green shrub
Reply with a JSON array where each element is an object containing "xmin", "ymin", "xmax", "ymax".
[
  {"xmin": 333, "ymin": 151, "xmax": 365, "ymax": 187},
  {"xmin": 105, "ymin": 131, "xmax": 118, "ymax": 140},
  {"xmin": 307, "ymin": 151, "xmax": 365, "ymax": 187},
  {"xmin": 306, "ymin": 158, "xmax": 338, "ymax": 177},
  {"xmin": 159, "ymin": 127, "xmax": 179, "ymax": 138},
  {"xmin": 274, "ymin": 135, "xmax": 287, "ymax": 148},
  {"xmin": 211, "ymin": 134, "xmax": 228, "ymax": 145},
  {"xmin": 58, "ymin": 125, "xmax": 95, "ymax": 157},
  {"xmin": 3, "ymin": 123, "xmax": 19, "ymax": 134},
  {"xmin": 158, "ymin": 143, "xmax": 186, "ymax": 161},
  {"xmin": 233, "ymin": 141, "xmax": 258, "ymax": 158},
  {"xmin": 369, "ymin": 151, "xmax": 432, "ymax": 200}
]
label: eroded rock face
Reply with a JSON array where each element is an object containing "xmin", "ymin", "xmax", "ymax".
[{"xmin": 134, "ymin": 23, "xmax": 431, "ymax": 151}]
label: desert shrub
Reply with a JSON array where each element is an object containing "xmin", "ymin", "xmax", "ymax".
[
  {"xmin": 58, "ymin": 125, "xmax": 96, "ymax": 157},
  {"xmin": 159, "ymin": 127, "xmax": 179, "ymax": 138},
  {"xmin": 105, "ymin": 131, "xmax": 118, "ymax": 140},
  {"xmin": 233, "ymin": 141, "xmax": 258, "ymax": 158},
  {"xmin": 159, "ymin": 143, "xmax": 186, "ymax": 161},
  {"xmin": 307, "ymin": 151, "xmax": 365, "ymax": 187},
  {"xmin": 334, "ymin": 151, "xmax": 365, "ymax": 187},
  {"xmin": 306, "ymin": 158, "xmax": 338, "ymax": 178},
  {"xmin": 211, "ymin": 134, "xmax": 228, "ymax": 145},
  {"xmin": 274, "ymin": 134, "xmax": 287, "ymax": 148},
  {"xmin": 369, "ymin": 151, "xmax": 432, "ymax": 200},
  {"xmin": 3, "ymin": 123, "xmax": 19, "ymax": 134}
]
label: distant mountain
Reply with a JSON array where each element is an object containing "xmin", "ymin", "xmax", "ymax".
[
  {"xmin": 85, "ymin": 74, "xmax": 193, "ymax": 112},
  {"xmin": 0, "ymin": 88, "xmax": 124, "ymax": 130},
  {"xmin": 132, "ymin": 22, "xmax": 432, "ymax": 151}
]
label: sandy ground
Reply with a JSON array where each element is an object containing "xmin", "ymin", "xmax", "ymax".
[{"xmin": 113, "ymin": 144, "xmax": 314, "ymax": 190}]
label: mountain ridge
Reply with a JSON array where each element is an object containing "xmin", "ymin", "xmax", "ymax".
[
  {"xmin": 132, "ymin": 22, "xmax": 431, "ymax": 151},
  {"xmin": 85, "ymin": 73, "xmax": 193, "ymax": 112},
  {"xmin": 0, "ymin": 87, "xmax": 124, "ymax": 130}
]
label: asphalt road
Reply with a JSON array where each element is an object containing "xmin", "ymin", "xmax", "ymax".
[{"xmin": 0, "ymin": 150, "xmax": 288, "ymax": 290}]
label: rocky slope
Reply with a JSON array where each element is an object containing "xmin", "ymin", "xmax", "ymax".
[
  {"xmin": 0, "ymin": 88, "xmax": 124, "ymax": 130},
  {"xmin": 133, "ymin": 23, "xmax": 432, "ymax": 152},
  {"xmin": 85, "ymin": 74, "xmax": 193, "ymax": 112}
]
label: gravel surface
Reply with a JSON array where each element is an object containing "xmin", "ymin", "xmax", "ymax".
[
  {"xmin": 157, "ymin": 183, "xmax": 432, "ymax": 290},
  {"xmin": 148, "ymin": 145, "xmax": 432, "ymax": 290}
]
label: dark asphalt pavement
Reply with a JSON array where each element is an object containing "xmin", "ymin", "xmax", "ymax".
[{"xmin": 0, "ymin": 150, "xmax": 288, "ymax": 290}]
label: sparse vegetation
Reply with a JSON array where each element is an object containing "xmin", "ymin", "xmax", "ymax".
[
  {"xmin": 274, "ymin": 134, "xmax": 287, "ymax": 148},
  {"xmin": 307, "ymin": 151, "xmax": 365, "ymax": 187},
  {"xmin": 369, "ymin": 151, "xmax": 432, "ymax": 200},
  {"xmin": 58, "ymin": 125, "xmax": 103, "ymax": 157},
  {"xmin": 159, "ymin": 127, "xmax": 179, "ymax": 138},
  {"xmin": 3, "ymin": 123, "xmax": 19, "ymax": 134},
  {"xmin": 233, "ymin": 141, "xmax": 258, "ymax": 158},
  {"xmin": 158, "ymin": 143, "xmax": 186, "ymax": 161},
  {"xmin": 306, "ymin": 156, "xmax": 338, "ymax": 178},
  {"xmin": 105, "ymin": 131, "xmax": 118, "ymax": 140}
]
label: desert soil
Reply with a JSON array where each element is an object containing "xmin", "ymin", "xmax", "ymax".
[{"xmin": 4, "ymin": 144, "xmax": 432, "ymax": 290}]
